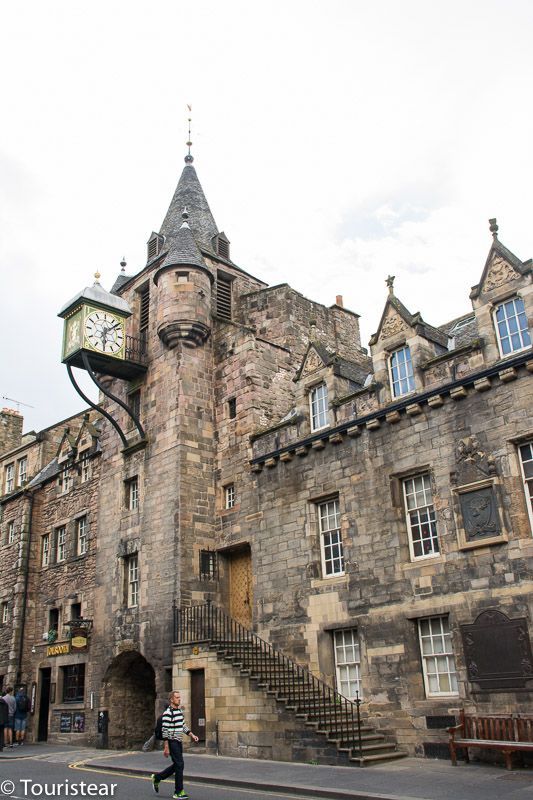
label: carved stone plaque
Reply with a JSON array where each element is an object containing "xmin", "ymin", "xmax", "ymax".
[
  {"xmin": 458, "ymin": 485, "xmax": 501, "ymax": 542},
  {"xmin": 484, "ymin": 255, "xmax": 518, "ymax": 292},
  {"xmin": 461, "ymin": 610, "xmax": 533, "ymax": 690}
]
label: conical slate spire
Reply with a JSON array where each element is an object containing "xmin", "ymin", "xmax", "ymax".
[{"xmin": 159, "ymin": 161, "xmax": 219, "ymax": 253}]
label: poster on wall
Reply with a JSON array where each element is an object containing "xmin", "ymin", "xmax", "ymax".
[
  {"xmin": 60, "ymin": 713, "xmax": 72, "ymax": 733},
  {"xmin": 73, "ymin": 713, "xmax": 85, "ymax": 733}
]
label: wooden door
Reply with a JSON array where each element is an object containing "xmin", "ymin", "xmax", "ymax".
[
  {"xmin": 229, "ymin": 548, "xmax": 252, "ymax": 628},
  {"xmin": 190, "ymin": 669, "xmax": 206, "ymax": 742}
]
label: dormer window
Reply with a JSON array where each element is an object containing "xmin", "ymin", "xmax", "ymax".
[
  {"xmin": 215, "ymin": 233, "xmax": 230, "ymax": 261},
  {"xmin": 494, "ymin": 296, "xmax": 531, "ymax": 357},
  {"xmin": 390, "ymin": 346, "xmax": 415, "ymax": 398},
  {"xmin": 310, "ymin": 383, "xmax": 329, "ymax": 431},
  {"xmin": 147, "ymin": 233, "xmax": 164, "ymax": 261}
]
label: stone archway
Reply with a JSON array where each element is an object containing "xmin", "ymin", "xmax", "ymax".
[{"xmin": 102, "ymin": 650, "xmax": 156, "ymax": 748}]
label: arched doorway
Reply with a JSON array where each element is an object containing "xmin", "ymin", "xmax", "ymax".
[{"xmin": 102, "ymin": 651, "xmax": 156, "ymax": 748}]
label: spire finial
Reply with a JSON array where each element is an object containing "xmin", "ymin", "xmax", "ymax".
[
  {"xmin": 120, "ymin": 257, "xmax": 127, "ymax": 272},
  {"xmin": 184, "ymin": 104, "xmax": 194, "ymax": 164},
  {"xmin": 489, "ymin": 217, "xmax": 499, "ymax": 238},
  {"xmin": 180, "ymin": 206, "xmax": 190, "ymax": 228},
  {"xmin": 94, "ymin": 271, "xmax": 101, "ymax": 284},
  {"xmin": 386, "ymin": 275, "xmax": 395, "ymax": 295}
]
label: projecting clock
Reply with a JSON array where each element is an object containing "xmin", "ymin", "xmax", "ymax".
[{"xmin": 84, "ymin": 309, "xmax": 125, "ymax": 355}]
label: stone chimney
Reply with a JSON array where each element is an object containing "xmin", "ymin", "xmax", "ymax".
[{"xmin": 0, "ymin": 408, "xmax": 23, "ymax": 456}]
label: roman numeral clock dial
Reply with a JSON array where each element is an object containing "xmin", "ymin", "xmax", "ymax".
[{"xmin": 84, "ymin": 311, "xmax": 125, "ymax": 355}]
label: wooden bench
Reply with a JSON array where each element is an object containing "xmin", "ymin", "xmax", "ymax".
[{"xmin": 448, "ymin": 710, "xmax": 533, "ymax": 770}]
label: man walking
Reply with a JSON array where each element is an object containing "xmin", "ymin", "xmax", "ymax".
[
  {"xmin": 14, "ymin": 686, "xmax": 30, "ymax": 746},
  {"xmin": 151, "ymin": 691, "xmax": 198, "ymax": 800},
  {"xmin": 3, "ymin": 688, "xmax": 16, "ymax": 748}
]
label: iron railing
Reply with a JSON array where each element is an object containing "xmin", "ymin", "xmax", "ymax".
[
  {"xmin": 125, "ymin": 334, "xmax": 148, "ymax": 364},
  {"xmin": 174, "ymin": 601, "xmax": 365, "ymax": 759}
]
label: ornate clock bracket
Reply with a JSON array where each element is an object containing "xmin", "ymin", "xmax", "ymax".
[{"xmin": 66, "ymin": 352, "xmax": 146, "ymax": 449}]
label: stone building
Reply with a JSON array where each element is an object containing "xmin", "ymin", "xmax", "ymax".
[{"xmin": 1, "ymin": 154, "xmax": 532, "ymax": 762}]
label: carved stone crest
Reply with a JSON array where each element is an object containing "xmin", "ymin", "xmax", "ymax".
[
  {"xmin": 484, "ymin": 255, "xmax": 518, "ymax": 292},
  {"xmin": 459, "ymin": 486, "xmax": 501, "ymax": 541},
  {"xmin": 301, "ymin": 347, "xmax": 324, "ymax": 376},
  {"xmin": 380, "ymin": 311, "xmax": 407, "ymax": 340},
  {"xmin": 456, "ymin": 436, "xmax": 497, "ymax": 477}
]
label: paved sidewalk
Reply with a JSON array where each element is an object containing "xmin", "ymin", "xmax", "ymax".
[{"xmin": 2, "ymin": 744, "xmax": 533, "ymax": 800}]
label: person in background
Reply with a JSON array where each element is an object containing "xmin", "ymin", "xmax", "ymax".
[
  {"xmin": 14, "ymin": 686, "xmax": 30, "ymax": 746},
  {"xmin": 3, "ymin": 687, "xmax": 16, "ymax": 748},
  {"xmin": 0, "ymin": 692, "xmax": 8, "ymax": 751}
]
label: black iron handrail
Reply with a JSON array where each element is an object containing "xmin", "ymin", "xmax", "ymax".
[
  {"xmin": 173, "ymin": 601, "xmax": 365, "ymax": 759},
  {"xmin": 125, "ymin": 334, "xmax": 148, "ymax": 364}
]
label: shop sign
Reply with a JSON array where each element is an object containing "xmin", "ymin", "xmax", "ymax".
[
  {"xmin": 70, "ymin": 627, "xmax": 88, "ymax": 652},
  {"xmin": 47, "ymin": 642, "xmax": 70, "ymax": 657}
]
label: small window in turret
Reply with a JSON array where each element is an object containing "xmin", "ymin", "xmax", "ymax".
[{"xmin": 176, "ymin": 271, "xmax": 189, "ymax": 284}]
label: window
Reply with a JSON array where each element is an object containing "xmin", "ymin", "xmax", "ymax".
[
  {"xmin": 310, "ymin": 384, "xmax": 329, "ymax": 432},
  {"xmin": 129, "ymin": 389, "xmax": 141, "ymax": 420},
  {"xmin": 126, "ymin": 476, "xmax": 139, "ymax": 511},
  {"xmin": 80, "ymin": 453, "xmax": 91, "ymax": 483},
  {"xmin": 216, "ymin": 275, "xmax": 232, "ymax": 320},
  {"xmin": 56, "ymin": 526, "xmax": 66, "ymax": 562},
  {"xmin": 1, "ymin": 603, "xmax": 8, "ymax": 624},
  {"xmin": 495, "ymin": 297, "xmax": 531, "ymax": 356},
  {"xmin": 7, "ymin": 521, "xmax": 15, "ymax": 544},
  {"xmin": 70, "ymin": 602, "xmax": 81, "ymax": 621},
  {"xmin": 519, "ymin": 441, "xmax": 533, "ymax": 531},
  {"xmin": 390, "ymin": 345, "xmax": 415, "ymax": 397},
  {"xmin": 5, "ymin": 464, "xmax": 14, "ymax": 494},
  {"xmin": 225, "ymin": 483, "xmax": 235, "ymax": 510},
  {"xmin": 319, "ymin": 498, "xmax": 344, "ymax": 576},
  {"xmin": 403, "ymin": 474, "xmax": 439, "ymax": 559},
  {"xmin": 77, "ymin": 516, "xmax": 88, "ymax": 556},
  {"xmin": 62, "ymin": 663, "xmax": 85, "ymax": 703},
  {"xmin": 228, "ymin": 397, "xmax": 237, "ymax": 419},
  {"xmin": 334, "ymin": 629, "xmax": 362, "ymax": 700},
  {"xmin": 49, "ymin": 608, "xmax": 59, "ymax": 633},
  {"xmin": 126, "ymin": 554, "xmax": 139, "ymax": 607},
  {"xmin": 59, "ymin": 467, "xmax": 72, "ymax": 494},
  {"xmin": 199, "ymin": 549, "xmax": 218, "ymax": 581},
  {"xmin": 418, "ymin": 616, "xmax": 458, "ymax": 696},
  {"xmin": 42, "ymin": 534, "xmax": 50, "ymax": 567},
  {"xmin": 17, "ymin": 457, "xmax": 27, "ymax": 486}
]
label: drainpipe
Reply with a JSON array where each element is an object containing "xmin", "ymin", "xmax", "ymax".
[{"xmin": 16, "ymin": 489, "xmax": 34, "ymax": 685}]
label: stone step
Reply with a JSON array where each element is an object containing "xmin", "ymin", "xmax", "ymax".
[{"xmin": 349, "ymin": 750, "xmax": 408, "ymax": 766}]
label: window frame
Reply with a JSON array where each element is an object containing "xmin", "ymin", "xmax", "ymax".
[
  {"xmin": 493, "ymin": 295, "xmax": 531, "ymax": 358},
  {"xmin": 126, "ymin": 476, "xmax": 139, "ymax": 511},
  {"xmin": 334, "ymin": 628, "xmax": 362, "ymax": 700},
  {"xmin": 417, "ymin": 615, "xmax": 459, "ymax": 698},
  {"xmin": 17, "ymin": 457, "xmax": 27, "ymax": 486},
  {"xmin": 318, "ymin": 497, "xmax": 344, "ymax": 577},
  {"xmin": 518, "ymin": 441, "xmax": 533, "ymax": 534},
  {"xmin": 1, "ymin": 602, "xmax": 8, "ymax": 625},
  {"xmin": 7, "ymin": 520, "xmax": 15, "ymax": 545},
  {"xmin": 76, "ymin": 516, "xmax": 88, "ymax": 556},
  {"xmin": 42, "ymin": 534, "xmax": 50, "ymax": 567},
  {"xmin": 126, "ymin": 553, "xmax": 139, "ymax": 608},
  {"xmin": 5, "ymin": 463, "xmax": 14, "ymax": 494},
  {"xmin": 389, "ymin": 345, "xmax": 415, "ymax": 398},
  {"xmin": 55, "ymin": 525, "xmax": 66, "ymax": 563},
  {"xmin": 224, "ymin": 483, "xmax": 236, "ymax": 510},
  {"xmin": 59, "ymin": 467, "xmax": 72, "ymax": 494},
  {"xmin": 62, "ymin": 663, "xmax": 85, "ymax": 703},
  {"xmin": 80, "ymin": 453, "xmax": 91, "ymax": 483},
  {"xmin": 402, "ymin": 473, "xmax": 440, "ymax": 560},
  {"xmin": 309, "ymin": 383, "xmax": 329, "ymax": 432}
]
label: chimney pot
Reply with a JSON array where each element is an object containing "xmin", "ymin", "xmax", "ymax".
[{"xmin": 336, "ymin": 295, "xmax": 344, "ymax": 308}]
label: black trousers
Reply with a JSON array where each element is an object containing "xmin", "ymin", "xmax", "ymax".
[
  {"xmin": 0, "ymin": 724, "xmax": 4, "ymax": 750},
  {"xmin": 155, "ymin": 740, "xmax": 184, "ymax": 793}
]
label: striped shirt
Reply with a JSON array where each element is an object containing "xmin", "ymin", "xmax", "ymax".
[{"xmin": 161, "ymin": 705, "xmax": 191, "ymax": 742}]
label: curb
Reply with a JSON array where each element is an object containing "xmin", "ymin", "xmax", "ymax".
[{"xmin": 80, "ymin": 761, "xmax": 424, "ymax": 800}]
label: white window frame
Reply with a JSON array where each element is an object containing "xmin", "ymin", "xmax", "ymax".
[
  {"xmin": 310, "ymin": 383, "xmax": 329, "ymax": 432},
  {"xmin": 5, "ymin": 463, "xmax": 14, "ymax": 493},
  {"xmin": 318, "ymin": 498, "xmax": 344, "ymax": 577},
  {"xmin": 80, "ymin": 453, "xmax": 91, "ymax": 483},
  {"xmin": 389, "ymin": 345, "xmax": 415, "ymax": 398},
  {"xmin": 42, "ymin": 534, "xmax": 50, "ymax": 567},
  {"xmin": 7, "ymin": 521, "xmax": 15, "ymax": 544},
  {"xmin": 127, "ymin": 476, "xmax": 139, "ymax": 511},
  {"xmin": 1, "ymin": 602, "xmax": 8, "ymax": 624},
  {"xmin": 59, "ymin": 467, "xmax": 72, "ymax": 494},
  {"xmin": 334, "ymin": 628, "xmax": 362, "ymax": 700},
  {"xmin": 77, "ymin": 516, "xmax": 88, "ymax": 556},
  {"xmin": 403, "ymin": 473, "xmax": 439, "ymax": 560},
  {"xmin": 17, "ymin": 457, "xmax": 27, "ymax": 486},
  {"xmin": 417, "ymin": 616, "xmax": 459, "ymax": 697},
  {"xmin": 494, "ymin": 296, "xmax": 531, "ymax": 358},
  {"xmin": 56, "ymin": 526, "xmax": 66, "ymax": 563},
  {"xmin": 225, "ymin": 483, "xmax": 235, "ymax": 509},
  {"xmin": 127, "ymin": 554, "xmax": 139, "ymax": 607},
  {"xmin": 518, "ymin": 441, "xmax": 533, "ymax": 533}
]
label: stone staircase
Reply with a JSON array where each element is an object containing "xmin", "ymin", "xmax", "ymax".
[{"xmin": 174, "ymin": 603, "xmax": 406, "ymax": 766}]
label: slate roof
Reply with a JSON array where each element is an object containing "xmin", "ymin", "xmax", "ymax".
[
  {"xmin": 296, "ymin": 341, "xmax": 370, "ymax": 387},
  {"xmin": 439, "ymin": 313, "xmax": 479, "ymax": 349},
  {"xmin": 158, "ymin": 221, "xmax": 207, "ymax": 272},
  {"xmin": 58, "ymin": 279, "xmax": 132, "ymax": 317},
  {"xmin": 159, "ymin": 161, "xmax": 219, "ymax": 256}
]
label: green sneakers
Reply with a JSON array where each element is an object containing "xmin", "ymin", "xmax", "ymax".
[
  {"xmin": 150, "ymin": 775, "xmax": 160, "ymax": 794},
  {"xmin": 173, "ymin": 792, "xmax": 189, "ymax": 799}
]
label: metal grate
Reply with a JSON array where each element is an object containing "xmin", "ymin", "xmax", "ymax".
[
  {"xmin": 199, "ymin": 550, "xmax": 218, "ymax": 581},
  {"xmin": 139, "ymin": 285, "xmax": 150, "ymax": 333},
  {"xmin": 217, "ymin": 237, "xmax": 230, "ymax": 260},
  {"xmin": 147, "ymin": 237, "xmax": 159, "ymax": 260},
  {"xmin": 217, "ymin": 276, "xmax": 232, "ymax": 320}
]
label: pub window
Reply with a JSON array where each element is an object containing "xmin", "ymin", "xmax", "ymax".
[
  {"xmin": 216, "ymin": 275, "xmax": 232, "ymax": 320},
  {"xmin": 62, "ymin": 663, "xmax": 85, "ymax": 703},
  {"xmin": 199, "ymin": 549, "xmax": 218, "ymax": 581}
]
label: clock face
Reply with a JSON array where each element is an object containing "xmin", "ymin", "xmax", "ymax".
[{"xmin": 84, "ymin": 310, "xmax": 125, "ymax": 356}]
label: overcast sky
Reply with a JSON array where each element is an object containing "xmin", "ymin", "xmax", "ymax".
[{"xmin": 1, "ymin": 0, "xmax": 532, "ymax": 434}]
